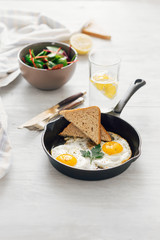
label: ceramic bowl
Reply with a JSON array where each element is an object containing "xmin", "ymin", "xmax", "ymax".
[{"xmin": 18, "ymin": 41, "xmax": 77, "ymax": 90}]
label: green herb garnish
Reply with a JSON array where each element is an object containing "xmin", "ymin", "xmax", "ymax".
[{"xmin": 80, "ymin": 144, "xmax": 104, "ymax": 163}]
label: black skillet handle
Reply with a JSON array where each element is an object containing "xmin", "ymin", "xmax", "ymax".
[{"xmin": 113, "ymin": 79, "xmax": 146, "ymax": 115}]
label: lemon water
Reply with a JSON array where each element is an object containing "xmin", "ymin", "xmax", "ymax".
[{"xmin": 89, "ymin": 71, "xmax": 119, "ymax": 112}]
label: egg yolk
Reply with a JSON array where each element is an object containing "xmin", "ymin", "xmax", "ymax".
[
  {"xmin": 102, "ymin": 141, "xmax": 123, "ymax": 155},
  {"xmin": 56, "ymin": 154, "xmax": 77, "ymax": 166}
]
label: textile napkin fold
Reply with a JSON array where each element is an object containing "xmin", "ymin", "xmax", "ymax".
[
  {"xmin": 0, "ymin": 9, "xmax": 71, "ymax": 87},
  {"xmin": 0, "ymin": 98, "xmax": 12, "ymax": 179}
]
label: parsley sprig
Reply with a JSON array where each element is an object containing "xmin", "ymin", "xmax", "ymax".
[{"xmin": 80, "ymin": 144, "xmax": 104, "ymax": 163}]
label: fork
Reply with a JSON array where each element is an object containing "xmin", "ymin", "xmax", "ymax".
[{"xmin": 21, "ymin": 97, "xmax": 85, "ymax": 131}]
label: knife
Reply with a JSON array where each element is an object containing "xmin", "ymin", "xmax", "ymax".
[{"xmin": 19, "ymin": 91, "xmax": 86, "ymax": 129}]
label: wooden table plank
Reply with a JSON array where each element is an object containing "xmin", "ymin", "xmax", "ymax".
[{"xmin": 0, "ymin": 1, "xmax": 160, "ymax": 240}]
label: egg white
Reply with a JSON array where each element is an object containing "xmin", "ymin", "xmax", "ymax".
[{"xmin": 51, "ymin": 132, "xmax": 132, "ymax": 170}]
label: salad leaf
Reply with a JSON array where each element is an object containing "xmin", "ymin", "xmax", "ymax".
[
  {"xmin": 25, "ymin": 54, "xmax": 33, "ymax": 66},
  {"xmin": 47, "ymin": 52, "xmax": 57, "ymax": 58},
  {"xmin": 34, "ymin": 59, "xmax": 44, "ymax": 69},
  {"xmin": 56, "ymin": 57, "xmax": 68, "ymax": 67},
  {"xmin": 48, "ymin": 54, "xmax": 62, "ymax": 61},
  {"xmin": 71, "ymin": 54, "xmax": 76, "ymax": 62},
  {"xmin": 47, "ymin": 61, "xmax": 56, "ymax": 69},
  {"xmin": 46, "ymin": 46, "xmax": 64, "ymax": 55},
  {"xmin": 36, "ymin": 50, "xmax": 47, "ymax": 56}
]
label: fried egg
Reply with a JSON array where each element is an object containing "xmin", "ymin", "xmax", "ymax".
[
  {"xmin": 50, "ymin": 132, "xmax": 132, "ymax": 170},
  {"xmin": 51, "ymin": 138, "xmax": 97, "ymax": 170},
  {"xmin": 94, "ymin": 132, "xmax": 132, "ymax": 169}
]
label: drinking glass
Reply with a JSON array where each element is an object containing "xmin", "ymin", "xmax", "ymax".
[{"xmin": 89, "ymin": 49, "xmax": 121, "ymax": 112}]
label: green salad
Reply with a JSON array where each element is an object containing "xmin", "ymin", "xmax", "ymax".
[{"xmin": 22, "ymin": 46, "xmax": 77, "ymax": 70}]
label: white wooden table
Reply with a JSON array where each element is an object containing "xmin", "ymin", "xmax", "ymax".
[{"xmin": 0, "ymin": 1, "xmax": 160, "ymax": 239}]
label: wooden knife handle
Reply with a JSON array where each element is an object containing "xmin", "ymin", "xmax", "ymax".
[
  {"xmin": 60, "ymin": 97, "xmax": 84, "ymax": 111},
  {"xmin": 57, "ymin": 92, "xmax": 86, "ymax": 108}
]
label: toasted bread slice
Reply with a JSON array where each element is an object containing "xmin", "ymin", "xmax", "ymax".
[
  {"xmin": 59, "ymin": 122, "xmax": 86, "ymax": 138},
  {"xmin": 60, "ymin": 106, "xmax": 101, "ymax": 144},
  {"xmin": 100, "ymin": 124, "xmax": 112, "ymax": 142},
  {"xmin": 82, "ymin": 22, "xmax": 111, "ymax": 40},
  {"xmin": 59, "ymin": 122, "xmax": 111, "ymax": 142}
]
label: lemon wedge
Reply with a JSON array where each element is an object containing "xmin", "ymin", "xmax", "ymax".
[
  {"xmin": 90, "ymin": 73, "xmax": 118, "ymax": 99},
  {"xmin": 103, "ymin": 83, "xmax": 117, "ymax": 99},
  {"xmin": 70, "ymin": 33, "xmax": 92, "ymax": 55}
]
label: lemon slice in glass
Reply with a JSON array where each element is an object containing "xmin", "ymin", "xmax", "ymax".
[
  {"xmin": 103, "ymin": 83, "xmax": 117, "ymax": 99},
  {"xmin": 91, "ymin": 72, "xmax": 118, "ymax": 99},
  {"xmin": 70, "ymin": 33, "xmax": 92, "ymax": 55}
]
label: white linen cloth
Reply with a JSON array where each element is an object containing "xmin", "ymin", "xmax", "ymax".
[
  {"xmin": 0, "ymin": 98, "xmax": 12, "ymax": 179},
  {"xmin": 0, "ymin": 9, "xmax": 71, "ymax": 87},
  {"xmin": 0, "ymin": 9, "xmax": 74, "ymax": 178}
]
